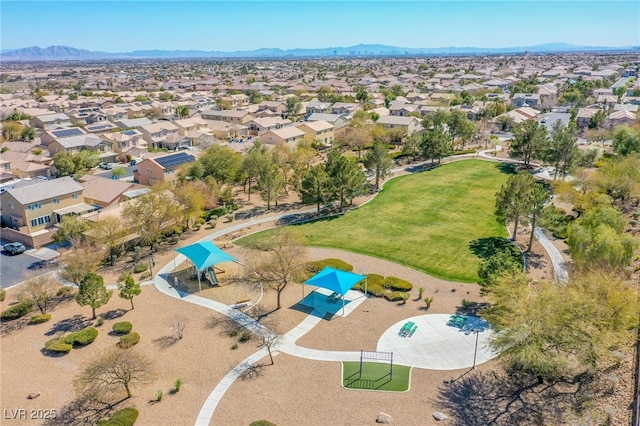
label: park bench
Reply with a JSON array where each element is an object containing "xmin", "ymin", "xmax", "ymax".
[
  {"xmin": 399, "ymin": 321, "xmax": 415, "ymax": 337},
  {"xmin": 232, "ymin": 298, "xmax": 251, "ymax": 309}
]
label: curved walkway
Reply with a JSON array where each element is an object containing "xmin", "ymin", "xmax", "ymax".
[{"xmin": 144, "ymin": 153, "xmax": 570, "ymax": 426}]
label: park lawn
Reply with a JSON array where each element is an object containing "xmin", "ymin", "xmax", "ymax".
[
  {"xmin": 342, "ymin": 361, "xmax": 411, "ymax": 392},
  {"xmin": 238, "ymin": 160, "xmax": 512, "ymax": 282}
]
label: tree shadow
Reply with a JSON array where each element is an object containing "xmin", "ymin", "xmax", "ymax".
[
  {"xmin": 45, "ymin": 315, "xmax": 89, "ymax": 336},
  {"xmin": 0, "ymin": 316, "xmax": 31, "ymax": 336},
  {"xmin": 495, "ymin": 162, "xmax": 518, "ymax": 175},
  {"xmin": 100, "ymin": 309, "xmax": 128, "ymax": 321},
  {"xmin": 44, "ymin": 396, "xmax": 127, "ymax": 426},
  {"xmin": 468, "ymin": 237, "xmax": 515, "ymax": 260},
  {"xmin": 151, "ymin": 335, "xmax": 180, "ymax": 350},
  {"xmin": 455, "ymin": 302, "xmax": 491, "ymax": 317},
  {"xmin": 436, "ymin": 369, "xmax": 590, "ymax": 425}
]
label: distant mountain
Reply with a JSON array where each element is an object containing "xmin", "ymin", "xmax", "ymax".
[{"xmin": 1, "ymin": 43, "xmax": 636, "ymax": 61}]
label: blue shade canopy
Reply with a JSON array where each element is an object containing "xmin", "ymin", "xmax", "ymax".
[
  {"xmin": 175, "ymin": 241, "xmax": 237, "ymax": 271},
  {"xmin": 304, "ymin": 267, "xmax": 365, "ymax": 295}
]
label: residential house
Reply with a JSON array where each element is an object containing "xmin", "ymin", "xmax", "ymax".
[
  {"xmin": 102, "ymin": 106, "xmax": 129, "ymax": 122},
  {"xmin": 47, "ymin": 134, "xmax": 114, "ymax": 158},
  {"xmin": 389, "ymin": 103, "xmax": 419, "ymax": 117},
  {"xmin": 86, "ymin": 121, "xmax": 119, "ymax": 134},
  {"xmin": 257, "ymin": 101, "xmax": 286, "ymax": 115},
  {"xmin": 116, "ymin": 117, "xmax": 153, "ymax": 129},
  {"xmin": 295, "ymin": 120, "xmax": 334, "ymax": 146},
  {"xmin": 511, "ymin": 93, "xmax": 541, "ymax": 108},
  {"xmin": 330, "ymin": 102, "xmax": 361, "ymax": 116},
  {"xmin": 200, "ymin": 109, "xmax": 253, "ymax": 125},
  {"xmin": 173, "ymin": 117, "xmax": 215, "ymax": 146},
  {"xmin": 78, "ymin": 175, "xmax": 141, "ymax": 208},
  {"xmin": 576, "ymin": 107, "xmax": 601, "ymax": 129},
  {"xmin": 606, "ymin": 110, "xmax": 636, "ymax": 129},
  {"xmin": 260, "ymin": 127, "xmax": 306, "ymax": 146},
  {"xmin": 0, "ymin": 150, "xmax": 54, "ymax": 179},
  {"xmin": 101, "ymin": 129, "xmax": 147, "ymax": 157},
  {"xmin": 597, "ymin": 95, "xmax": 618, "ymax": 109},
  {"xmin": 0, "ymin": 177, "xmax": 96, "ymax": 247},
  {"xmin": 247, "ymin": 117, "xmax": 292, "ymax": 136},
  {"xmin": 31, "ymin": 113, "xmax": 72, "ymax": 130},
  {"xmin": 200, "ymin": 119, "xmax": 248, "ymax": 139},
  {"xmin": 377, "ymin": 116, "xmax": 422, "ymax": 136},
  {"xmin": 138, "ymin": 121, "xmax": 183, "ymax": 149},
  {"xmin": 537, "ymin": 85, "xmax": 558, "ymax": 110},
  {"xmin": 306, "ymin": 113, "xmax": 351, "ymax": 137},
  {"xmin": 305, "ymin": 98, "xmax": 332, "ymax": 115},
  {"xmin": 133, "ymin": 151, "xmax": 196, "ymax": 186}
]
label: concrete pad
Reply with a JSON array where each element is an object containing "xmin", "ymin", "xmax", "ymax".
[{"xmin": 377, "ymin": 314, "xmax": 497, "ymax": 370}]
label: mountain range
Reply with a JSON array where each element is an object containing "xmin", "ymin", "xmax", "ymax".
[{"xmin": 1, "ymin": 43, "xmax": 638, "ymax": 61}]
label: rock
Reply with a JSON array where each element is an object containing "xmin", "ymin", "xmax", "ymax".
[
  {"xmin": 376, "ymin": 412, "xmax": 392, "ymax": 423},
  {"xmin": 433, "ymin": 411, "xmax": 448, "ymax": 421},
  {"xmin": 27, "ymin": 392, "xmax": 41, "ymax": 399}
]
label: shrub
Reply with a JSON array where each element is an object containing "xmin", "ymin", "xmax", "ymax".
[
  {"xmin": 56, "ymin": 287, "xmax": 75, "ymax": 298},
  {"xmin": 231, "ymin": 343, "xmax": 239, "ymax": 350},
  {"xmin": 96, "ymin": 317, "xmax": 104, "ymax": 326},
  {"xmin": 44, "ymin": 338, "xmax": 73, "ymax": 353},
  {"xmin": 225, "ymin": 214, "xmax": 234, "ymax": 223},
  {"xmin": 118, "ymin": 332, "xmax": 140, "ymax": 348},
  {"xmin": 305, "ymin": 258, "xmax": 354, "ymax": 275},
  {"xmin": 250, "ymin": 421, "xmax": 276, "ymax": 426},
  {"xmin": 0, "ymin": 288, "xmax": 5, "ymax": 301},
  {"xmin": 424, "ymin": 296, "xmax": 434, "ymax": 309},
  {"xmin": 538, "ymin": 205, "xmax": 574, "ymax": 239},
  {"xmin": 354, "ymin": 273, "xmax": 385, "ymax": 296},
  {"xmin": 97, "ymin": 407, "xmax": 139, "ymax": 426},
  {"xmin": 1, "ymin": 301, "xmax": 33, "ymax": 321},
  {"xmin": 383, "ymin": 276, "xmax": 413, "ymax": 292},
  {"xmin": 155, "ymin": 390, "xmax": 164, "ymax": 401},
  {"xmin": 30, "ymin": 314, "xmax": 52, "ymax": 324},
  {"xmin": 112, "ymin": 321, "xmax": 133, "ymax": 335},
  {"xmin": 173, "ymin": 378, "xmax": 184, "ymax": 392},
  {"xmin": 384, "ymin": 291, "xmax": 408, "ymax": 302},
  {"xmin": 64, "ymin": 327, "xmax": 99, "ymax": 346},
  {"xmin": 133, "ymin": 263, "xmax": 147, "ymax": 274},
  {"xmin": 139, "ymin": 271, "xmax": 151, "ymax": 280},
  {"xmin": 239, "ymin": 331, "xmax": 252, "ymax": 342}
]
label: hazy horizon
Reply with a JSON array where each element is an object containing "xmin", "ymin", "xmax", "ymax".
[{"xmin": 2, "ymin": 1, "xmax": 638, "ymax": 52}]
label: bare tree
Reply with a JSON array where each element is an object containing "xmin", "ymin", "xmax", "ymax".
[
  {"xmin": 19, "ymin": 274, "xmax": 56, "ymax": 314},
  {"xmin": 59, "ymin": 239, "xmax": 106, "ymax": 285},
  {"xmin": 74, "ymin": 349, "xmax": 155, "ymax": 401},
  {"xmin": 169, "ymin": 316, "xmax": 188, "ymax": 340},
  {"xmin": 256, "ymin": 328, "xmax": 281, "ymax": 365},
  {"xmin": 246, "ymin": 228, "xmax": 307, "ymax": 310}
]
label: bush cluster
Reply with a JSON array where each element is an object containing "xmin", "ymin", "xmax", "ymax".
[
  {"xmin": 97, "ymin": 407, "xmax": 139, "ymax": 426},
  {"xmin": 1, "ymin": 301, "xmax": 33, "ymax": 321},
  {"xmin": 119, "ymin": 332, "xmax": 140, "ymax": 349},
  {"xmin": 383, "ymin": 276, "xmax": 413, "ymax": 291},
  {"xmin": 250, "ymin": 421, "xmax": 276, "ymax": 426},
  {"xmin": 383, "ymin": 291, "xmax": 407, "ymax": 302},
  {"xmin": 44, "ymin": 338, "xmax": 73, "ymax": 353},
  {"xmin": 64, "ymin": 327, "xmax": 99, "ymax": 346},
  {"xmin": 0, "ymin": 288, "xmax": 6, "ymax": 301},
  {"xmin": 112, "ymin": 321, "xmax": 133, "ymax": 335},
  {"xmin": 30, "ymin": 314, "xmax": 52, "ymax": 324},
  {"xmin": 133, "ymin": 263, "xmax": 148, "ymax": 274}
]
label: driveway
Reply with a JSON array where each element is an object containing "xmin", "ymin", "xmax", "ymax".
[{"xmin": 0, "ymin": 244, "xmax": 60, "ymax": 289}]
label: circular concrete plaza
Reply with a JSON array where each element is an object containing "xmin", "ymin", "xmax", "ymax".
[{"xmin": 376, "ymin": 314, "xmax": 497, "ymax": 370}]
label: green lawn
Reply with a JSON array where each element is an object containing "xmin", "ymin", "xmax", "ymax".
[
  {"xmin": 237, "ymin": 160, "xmax": 513, "ymax": 282},
  {"xmin": 342, "ymin": 361, "xmax": 411, "ymax": 392}
]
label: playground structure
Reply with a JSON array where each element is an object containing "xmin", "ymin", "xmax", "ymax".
[{"xmin": 344, "ymin": 350, "xmax": 394, "ymax": 390}]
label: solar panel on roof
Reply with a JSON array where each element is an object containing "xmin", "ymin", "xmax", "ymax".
[
  {"xmin": 122, "ymin": 130, "xmax": 136, "ymax": 136},
  {"xmin": 52, "ymin": 128, "xmax": 83, "ymax": 138},
  {"xmin": 89, "ymin": 124, "xmax": 110, "ymax": 131},
  {"xmin": 155, "ymin": 152, "xmax": 195, "ymax": 168}
]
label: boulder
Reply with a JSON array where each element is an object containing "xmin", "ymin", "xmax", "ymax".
[
  {"xmin": 376, "ymin": 412, "xmax": 392, "ymax": 423},
  {"xmin": 27, "ymin": 392, "xmax": 42, "ymax": 399},
  {"xmin": 432, "ymin": 411, "xmax": 449, "ymax": 421}
]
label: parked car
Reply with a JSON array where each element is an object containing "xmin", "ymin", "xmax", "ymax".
[
  {"xmin": 99, "ymin": 162, "xmax": 113, "ymax": 170},
  {"xmin": 4, "ymin": 242, "xmax": 26, "ymax": 255}
]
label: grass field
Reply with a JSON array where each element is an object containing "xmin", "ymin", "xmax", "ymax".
[
  {"xmin": 237, "ymin": 160, "xmax": 513, "ymax": 282},
  {"xmin": 342, "ymin": 361, "xmax": 411, "ymax": 392}
]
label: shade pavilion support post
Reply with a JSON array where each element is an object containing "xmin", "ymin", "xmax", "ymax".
[{"xmin": 198, "ymin": 270, "xmax": 202, "ymax": 293}]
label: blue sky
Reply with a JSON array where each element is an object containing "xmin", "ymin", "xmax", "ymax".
[{"xmin": 1, "ymin": 1, "xmax": 638, "ymax": 51}]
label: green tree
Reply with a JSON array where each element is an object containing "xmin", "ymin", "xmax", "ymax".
[
  {"xmin": 612, "ymin": 125, "xmax": 640, "ymax": 157},
  {"xmin": 588, "ymin": 109, "xmax": 606, "ymax": 129},
  {"xmin": 446, "ymin": 109, "xmax": 476, "ymax": 150},
  {"xmin": 52, "ymin": 215, "xmax": 88, "ymax": 244},
  {"xmin": 496, "ymin": 172, "xmax": 535, "ymax": 240},
  {"xmin": 75, "ymin": 272, "xmax": 112, "ymax": 320},
  {"xmin": 240, "ymin": 141, "xmax": 270, "ymax": 201},
  {"xmin": 509, "ymin": 120, "xmax": 548, "ymax": 166},
  {"xmin": 285, "ymin": 96, "xmax": 302, "ymax": 117},
  {"xmin": 477, "ymin": 249, "xmax": 523, "ymax": 294},
  {"xmin": 173, "ymin": 180, "xmax": 206, "ymax": 228},
  {"xmin": 175, "ymin": 105, "xmax": 189, "ymax": 119},
  {"xmin": 300, "ymin": 164, "xmax": 330, "ymax": 214},
  {"xmin": 90, "ymin": 216, "xmax": 126, "ymax": 265},
  {"xmin": 401, "ymin": 133, "xmax": 422, "ymax": 161},
  {"xmin": 545, "ymin": 120, "xmax": 577, "ymax": 179},
  {"xmin": 482, "ymin": 271, "xmax": 637, "ymax": 383},
  {"xmin": 196, "ymin": 145, "xmax": 241, "ymax": 184},
  {"xmin": 355, "ymin": 86, "xmax": 369, "ymax": 104},
  {"xmin": 257, "ymin": 159, "xmax": 285, "ymax": 210},
  {"xmin": 421, "ymin": 126, "xmax": 451, "ymax": 164},
  {"xmin": 21, "ymin": 125, "xmax": 36, "ymax": 141},
  {"xmin": 2, "ymin": 121, "xmax": 23, "ymax": 141},
  {"xmin": 111, "ymin": 166, "xmax": 127, "ymax": 180},
  {"xmin": 325, "ymin": 150, "xmax": 366, "ymax": 210},
  {"xmin": 118, "ymin": 275, "xmax": 141, "ymax": 310},
  {"xmin": 364, "ymin": 140, "xmax": 394, "ymax": 190},
  {"xmin": 526, "ymin": 183, "xmax": 552, "ymax": 252}
]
